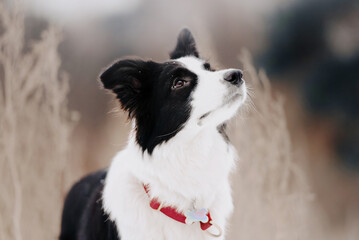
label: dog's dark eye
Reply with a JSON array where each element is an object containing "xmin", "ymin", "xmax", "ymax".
[
  {"xmin": 203, "ymin": 63, "xmax": 214, "ymax": 71},
  {"xmin": 172, "ymin": 79, "xmax": 186, "ymax": 89}
]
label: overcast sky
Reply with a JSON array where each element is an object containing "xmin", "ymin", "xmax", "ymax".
[{"xmin": 24, "ymin": 0, "xmax": 142, "ymax": 23}]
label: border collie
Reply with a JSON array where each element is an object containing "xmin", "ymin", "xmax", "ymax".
[{"xmin": 60, "ymin": 29, "xmax": 247, "ymax": 240}]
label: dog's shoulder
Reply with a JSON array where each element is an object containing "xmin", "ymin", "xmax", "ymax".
[
  {"xmin": 60, "ymin": 170, "xmax": 120, "ymax": 240},
  {"xmin": 78, "ymin": 175, "xmax": 120, "ymax": 240}
]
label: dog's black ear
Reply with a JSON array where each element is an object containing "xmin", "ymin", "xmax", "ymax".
[
  {"xmin": 100, "ymin": 59, "xmax": 152, "ymax": 117},
  {"xmin": 170, "ymin": 28, "xmax": 199, "ymax": 59}
]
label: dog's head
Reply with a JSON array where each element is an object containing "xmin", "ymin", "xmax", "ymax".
[{"xmin": 100, "ymin": 29, "xmax": 247, "ymax": 153}]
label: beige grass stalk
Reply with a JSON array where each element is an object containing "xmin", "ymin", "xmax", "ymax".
[
  {"xmin": 0, "ymin": 2, "xmax": 77, "ymax": 240},
  {"xmin": 227, "ymin": 49, "xmax": 313, "ymax": 240}
]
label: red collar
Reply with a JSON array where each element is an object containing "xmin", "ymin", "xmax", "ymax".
[{"xmin": 143, "ymin": 184, "xmax": 222, "ymax": 237}]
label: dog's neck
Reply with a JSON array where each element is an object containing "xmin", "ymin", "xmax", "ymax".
[
  {"xmin": 126, "ymin": 124, "xmax": 236, "ymax": 211},
  {"xmin": 103, "ymin": 124, "xmax": 236, "ymax": 240}
]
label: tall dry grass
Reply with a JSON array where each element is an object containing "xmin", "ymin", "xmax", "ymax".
[
  {"xmin": 227, "ymin": 50, "xmax": 313, "ymax": 239},
  {"xmin": 226, "ymin": 50, "xmax": 359, "ymax": 240},
  {"xmin": 0, "ymin": 2, "xmax": 77, "ymax": 240}
]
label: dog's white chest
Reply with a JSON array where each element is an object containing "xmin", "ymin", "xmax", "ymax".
[{"xmin": 102, "ymin": 129, "xmax": 236, "ymax": 240}]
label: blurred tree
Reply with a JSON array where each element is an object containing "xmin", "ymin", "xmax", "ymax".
[{"xmin": 259, "ymin": 0, "xmax": 359, "ymax": 170}]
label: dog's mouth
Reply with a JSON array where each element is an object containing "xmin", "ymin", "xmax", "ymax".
[
  {"xmin": 224, "ymin": 92, "xmax": 241, "ymax": 106},
  {"xmin": 198, "ymin": 90, "xmax": 246, "ymax": 123},
  {"xmin": 223, "ymin": 84, "xmax": 247, "ymax": 107}
]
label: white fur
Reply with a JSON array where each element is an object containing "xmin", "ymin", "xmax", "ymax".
[{"xmin": 103, "ymin": 56, "xmax": 247, "ymax": 240}]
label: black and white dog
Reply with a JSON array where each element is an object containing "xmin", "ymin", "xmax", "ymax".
[{"xmin": 60, "ymin": 29, "xmax": 247, "ymax": 240}]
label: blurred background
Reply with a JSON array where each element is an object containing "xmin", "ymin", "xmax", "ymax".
[{"xmin": 0, "ymin": 0, "xmax": 358, "ymax": 239}]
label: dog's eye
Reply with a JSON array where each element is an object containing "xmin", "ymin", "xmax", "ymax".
[{"xmin": 172, "ymin": 79, "xmax": 186, "ymax": 89}]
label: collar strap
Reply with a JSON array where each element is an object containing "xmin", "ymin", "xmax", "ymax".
[{"xmin": 143, "ymin": 184, "xmax": 221, "ymax": 237}]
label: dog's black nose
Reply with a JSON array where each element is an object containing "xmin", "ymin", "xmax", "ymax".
[{"xmin": 224, "ymin": 70, "xmax": 243, "ymax": 86}]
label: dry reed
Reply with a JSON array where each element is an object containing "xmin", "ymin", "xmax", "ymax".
[
  {"xmin": 0, "ymin": 2, "xmax": 77, "ymax": 240},
  {"xmin": 225, "ymin": 49, "xmax": 313, "ymax": 240},
  {"xmin": 226, "ymin": 50, "xmax": 359, "ymax": 240}
]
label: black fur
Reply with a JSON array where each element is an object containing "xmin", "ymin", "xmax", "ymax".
[
  {"xmin": 100, "ymin": 31, "xmax": 200, "ymax": 154},
  {"xmin": 59, "ymin": 170, "xmax": 119, "ymax": 240},
  {"xmin": 217, "ymin": 124, "xmax": 229, "ymax": 143},
  {"xmin": 169, "ymin": 28, "xmax": 199, "ymax": 59}
]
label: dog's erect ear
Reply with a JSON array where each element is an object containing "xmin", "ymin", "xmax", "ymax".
[
  {"xmin": 170, "ymin": 28, "xmax": 199, "ymax": 59},
  {"xmin": 100, "ymin": 59, "xmax": 153, "ymax": 117}
]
